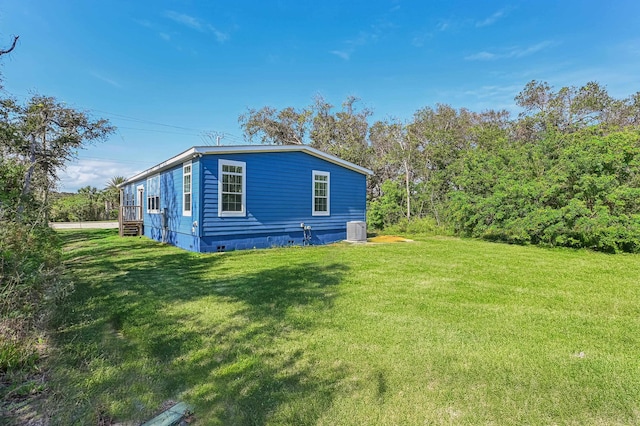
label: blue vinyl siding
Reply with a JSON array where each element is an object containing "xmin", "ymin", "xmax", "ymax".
[
  {"xmin": 199, "ymin": 151, "xmax": 366, "ymax": 250},
  {"xmin": 122, "ymin": 149, "xmax": 367, "ymax": 252},
  {"xmin": 128, "ymin": 158, "xmax": 202, "ymax": 251}
]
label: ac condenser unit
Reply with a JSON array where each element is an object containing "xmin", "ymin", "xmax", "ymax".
[{"xmin": 346, "ymin": 221, "xmax": 367, "ymax": 242}]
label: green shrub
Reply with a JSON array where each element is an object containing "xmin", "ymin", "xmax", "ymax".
[
  {"xmin": 367, "ymin": 180, "xmax": 405, "ymax": 230},
  {"xmin": 384, "ymin": 216, "xmax": 448, "ymax": 236},
  {"xmin": 447, "ymin": 129, "xmax": 640, "ymax": 253},
  {"xmin": 0, "ymin": 220, "xmax": 67, "ymax": 372}
]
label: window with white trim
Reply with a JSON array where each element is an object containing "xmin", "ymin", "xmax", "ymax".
[
  {"xmin": 146, "ymin": 174, "xmax": 160, "ymax": 213},
  {"xmin": 312, "ymin": 170, "xmax": 330, "ymax": 216},
  {"xmin": 183, "ymin": 161, "xmax": 192, "ymax": 216},
  {"xmin": 218, "ymin": 159, "xmax": 246, "ymax": 217}
]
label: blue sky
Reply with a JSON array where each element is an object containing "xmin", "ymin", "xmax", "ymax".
[{"xmin": 2, "ymin": 0, "xmax": 639, "ymax": 192}]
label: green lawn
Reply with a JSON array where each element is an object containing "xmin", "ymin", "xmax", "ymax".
[{"xmin": 49, "ymin": 229, "xmax": 640, "ymax": 425}]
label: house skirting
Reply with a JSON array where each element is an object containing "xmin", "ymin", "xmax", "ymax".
[{"xmin": 145, "ymin": 227, "xmax": 346, "ymax": 253}]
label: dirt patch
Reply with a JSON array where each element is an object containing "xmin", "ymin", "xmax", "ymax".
[{"xmin": 368, "ymin": 235, "xmax": 413, "ymax": 243}]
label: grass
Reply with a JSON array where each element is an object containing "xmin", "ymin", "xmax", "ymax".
[{"xmin": 46, "ymin": 229, "xmax": 640, "ymax": 425}]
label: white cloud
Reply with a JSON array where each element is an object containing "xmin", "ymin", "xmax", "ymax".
[
  {"xmin": 465, "ymin": 51, "xmax": 497, "ymax": 61},
  {"xmin": 330, "ymin": 19, "xmax": 394, "ymax": 60},
  {"xmin": 436, "ymin": 20, "xmax": 451, "ymax": 32},
  {"xmin": 434, "ymin": 84, "xmax": 522, "ymax": 113},
  {"xmin": 90, "ymin": 72, "xmax": 121, "ymax": 88},
  {"xmin": 57, "ymin": 159, "xmax": 142, "ymax": 193},
  {"xmin": 330, "ymin": 50, "xmax": 351, "ymax": 60},
  {"xmin": 463, "ymin": 84, "xmax": 523, "ymax": 99},
  {"xmin": 159, "ymin": 32, "xmax": 171, "ymax": 41},
  {"xmin": 164, "ymin": 10, "xmax": 229, "ymax": 43},
  {"xmin": 134, "ymin": 19, "xmax": 153, "ymax": 28},
  {"xmin": 165, "ymin": 11, "xmax": 203, "ymax": 31},
  {"xmin": 476, "ymin": 9, "xmax": 506, "ymax": 27},
  {"xmin": 411, "ymin": 32, "xmax": 431, "ymax": 47},
  {"xmin": 206, "ymin": 24, "xmax": 229, "ymax": 43},
  {"xmin": 513, "ymin": 41, "xmax": 554, "ymax": 57},
  {"xmin": 465, "ymin": 41, "xmax": 555, "ymax": 61}
]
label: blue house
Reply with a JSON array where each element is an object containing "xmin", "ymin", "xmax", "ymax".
[{"xmin": 118, "ymin": 145, "xmax": 372, "ymax": 252}]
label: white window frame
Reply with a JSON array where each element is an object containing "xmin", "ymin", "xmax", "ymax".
[
  {"xmin": 136, "ymin": 185, "xmax": 144, "ymax": 221},
  {"xmin": 146, "ymin": 174, "xmax": 160, "ymax": 214},
  {"xmin": 218, "ymin": 159, "xmax": 246, "ymax": 217},
  {"xmin": 312, "ymin": 170, "xmax": 330, "ymax": 216},
  {"xmin": 183, "ymin": 161, "xmax": 192, "ymax": 217}
]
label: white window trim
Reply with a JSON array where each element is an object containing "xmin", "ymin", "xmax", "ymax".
[
  {"xmin": 136, "ymin": 185, "xmax": 144, "ymax": 207},
  {"xmin": 147, "ymin": 174, "xmax": 160, "ymax": 214},
  {"xmin": 312, "ymin": 170, "xmax": 330, "ymax": 216},
  {"xmin": 218, "ymin": 159, "xmax": 246, "ymax": 217},
  {"xmin": 182, "ymin": 161, "xmax": 192, "ymax": 217},
  {"xmin": 136, "ymin": 185, "xmax": 144, "ymax": 221}
]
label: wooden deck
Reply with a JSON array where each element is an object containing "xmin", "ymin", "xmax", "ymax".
[{"xmin": 119, "ymin": 205, "xmax": 143, "ymax": 237}]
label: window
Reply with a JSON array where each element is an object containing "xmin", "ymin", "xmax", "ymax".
[
  {"xmin": 218, "ymin": 159, "xmax": 246, "ymax": 217},
  {"xmin": 123, "ymin": 186, "xmax": 133, "ymax": 206},
  {"xmin": 312, "ymin": 171, "xmax": 330, "ymax": 216},
  {"xmin": 146, "ymin": 174, "xmax": 160, "ymax": 213},
  {"xmin": 183, "ymin": 161, "xmax": 192, "ymax": 216}
]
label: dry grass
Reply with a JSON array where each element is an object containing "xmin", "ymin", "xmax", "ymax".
[{"xmin": 367, "ymin": 235, "xmax": 412, "ymax": 243}]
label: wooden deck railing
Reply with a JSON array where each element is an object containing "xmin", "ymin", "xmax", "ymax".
[{"xmin": 120, "ymin": 205, "xmax": 142, "ymax": 222}]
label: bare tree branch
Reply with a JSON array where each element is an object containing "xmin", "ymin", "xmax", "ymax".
[{"xmin": 0, "ymin": 35, "xmax": 19, "ymax": 56}]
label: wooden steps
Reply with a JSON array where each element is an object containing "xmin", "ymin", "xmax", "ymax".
[
  {"xmin": 118, "ymin": 205, "xmax": 144, "ymax": 237},
  {"xmin": 120, "ymin": 222, "xmax": 143, "ymax": 237}
]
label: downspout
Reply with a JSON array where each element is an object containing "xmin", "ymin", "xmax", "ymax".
[
  {"xmin": 161, "ymin": 207, "xmax": 168, "ymax": 243},
  {"xmin": 194, "ymin": 153, "xmax": 203, "ymax": 252},
  {"xmin": 197, "ymin": 154, "xmax": 203, "ymax": 240}
]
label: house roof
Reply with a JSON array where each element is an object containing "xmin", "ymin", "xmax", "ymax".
[{"xmin": 119, "ymin": 145, "xmax": 374, "ymax": 187}]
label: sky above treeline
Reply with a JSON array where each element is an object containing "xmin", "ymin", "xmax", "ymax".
[{"xmin": 2, "ymin": 0, "xmax": 639, "ymax": 192}]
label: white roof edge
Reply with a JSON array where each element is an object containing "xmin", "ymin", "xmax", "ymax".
[
  {"xmin": 119, "ymin": 145, "xmax": 373, "ymax": 187},
  {"xmin": 118, "ymin": 147, "xmax": 197, "ymax": 187}
]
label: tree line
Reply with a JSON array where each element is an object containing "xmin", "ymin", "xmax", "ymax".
[
  {"xmin": 240, "ymin": 81, "xmax": 640, "ymax": 253},
  {"xmin": 50, "ymin": 177, "xmax": 125, "ymax": 222}
]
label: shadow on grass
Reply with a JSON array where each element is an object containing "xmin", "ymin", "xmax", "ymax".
[
  {"xmin": 49, "ymin": 230, "xmax": 347, "ymax": 424},
  {"xmin": 56, "ymin": 228, "xmax": 116, "ymax": 246}
]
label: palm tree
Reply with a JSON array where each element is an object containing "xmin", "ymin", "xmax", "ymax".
[
  {"xmin": 77, "ymin": 186, "xmax": 100, "ymax": 220},
  {"xmin": 106, "ymin": 176, "xmax": 126, "ymax": 191},
  {"xmin": 104, "ymin": 176, "xmax": 127, "ymax": 219}
]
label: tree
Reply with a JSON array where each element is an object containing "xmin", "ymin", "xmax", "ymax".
[
  {"xmin": 407, "ymin": 104, "xmax": 479, "ymax": 223},
  {"xmin": 514, "ymin": 80, "xmax": 616, "ymax": 138},
  {"xmin": 368, "ymin": 119, "xmax": 402, "ymax": 197},
  {"xmin": 237, "ymin": 81, "xmax": 640, "ymax": 253},
  {"xmin": 106, "ymin": 175, "xmax": 126, "ymax": 189},
  {"xmin": 239, "ymin": 95, "xmax": 373, "ymax": 168},
  {"xmin": 601, "ymin": 91, "xmax": 640, "ymax": 128},
  {"xmin": 104, "ymin": 175, "xmax": 126, "ymax": 218},
  {"xmin": 1, "ymin": 95, "xmax": 115, "ymax": 219},
  {"xmin": 238, "ymin": 105, "xmax": 311, "ymax": 145},
  {"xmin": 310, "ymin": 96, "xmax": 372, "ymax": 166},
  {"xmin": 367, "ymin": 179, "xmax": 405, "ymax": 229},
  {"xmin": 0, "ymin": 35, "xmax": 18, "ymax": 56},
  {"xmin": 369, "ymin": 119, "xmax": 417, "ymax": 220},
  {"xmin": 0, "ymin": 36, "xmax": 18, "ymax": 90}
]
